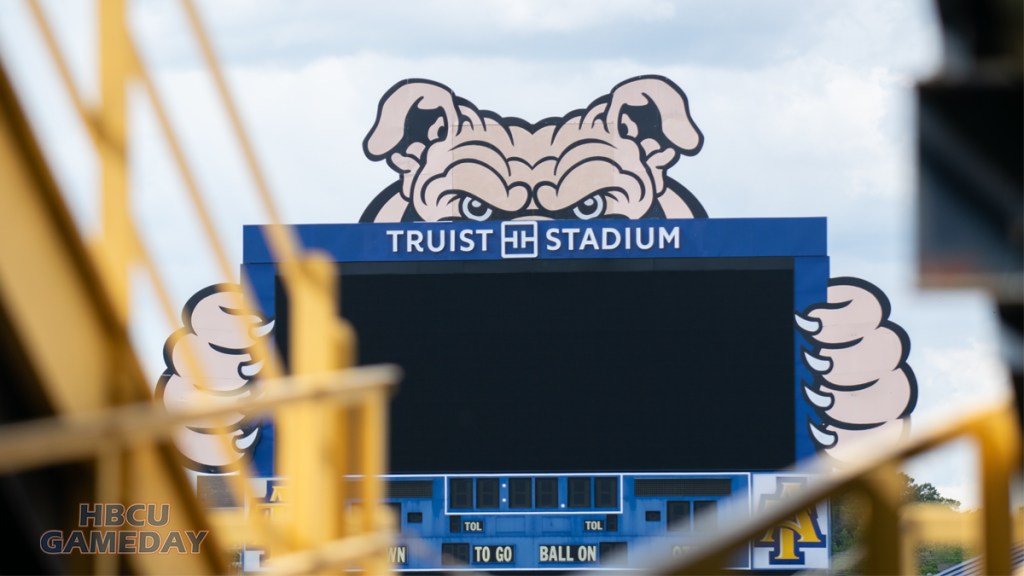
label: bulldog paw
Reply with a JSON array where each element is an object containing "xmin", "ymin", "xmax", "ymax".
[
  {"xmin": 156, "ymin": 284, "xmax": 274, "ymax": 472},
  {"xmin": 797, "ymin": 277, "xmax": 917, "ymax": 464}
]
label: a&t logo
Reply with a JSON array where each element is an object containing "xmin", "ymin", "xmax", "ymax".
[
  {"xmin": 754, "ymin": 477, "xmax": 826, "ymax": 565},
  {"xmin": 501, "ymin": 222, "xmax": 538, "ymax": 259}
]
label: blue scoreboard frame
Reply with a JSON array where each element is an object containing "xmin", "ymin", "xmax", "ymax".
[{"xmin": 238, "ymin": 217, "xmax": 829, "ymax": 571}]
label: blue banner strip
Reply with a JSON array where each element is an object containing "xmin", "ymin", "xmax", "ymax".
[{"xmin": 243, "ymin": 218, "xmax": 826, "ymax": 264}]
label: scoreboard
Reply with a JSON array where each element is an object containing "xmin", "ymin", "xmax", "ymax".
[{"xmin": 234, "ymin": 218, "xmax": 831, "ymax": 571}]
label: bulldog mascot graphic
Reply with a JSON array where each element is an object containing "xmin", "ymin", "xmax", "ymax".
[{"xmin": 158, "ymin": 76, "xmax": 917, "ymax": 473}]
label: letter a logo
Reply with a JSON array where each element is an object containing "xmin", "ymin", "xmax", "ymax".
[{"xmin": 754, "ymin": 477, "xmax": 826, "ymax": 565}]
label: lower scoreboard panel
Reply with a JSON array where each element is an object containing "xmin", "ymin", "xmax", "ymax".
[{"xmin": 218, "ymin": 472, "xmax": 829, "ymax": 572}]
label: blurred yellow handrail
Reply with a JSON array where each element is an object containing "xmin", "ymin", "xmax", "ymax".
[
  {"xmin": 590, "ymin": 399, "xmax": 1021, "ymax": 575},
  {"xmin": 0, "ymin": 365, "xmax": 399, "ymax": 475}
]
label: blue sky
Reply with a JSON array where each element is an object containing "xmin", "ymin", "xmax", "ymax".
[{"xmin": 0, "ymin": 0, "xmax": 1012, "ymax": 507}]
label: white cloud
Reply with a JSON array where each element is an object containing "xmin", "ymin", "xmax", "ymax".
[
  {"xmin": 914, "ymin": 341, "xmax": 1012, "ymax": 421},
  {"xmin": 472, "ymin": 0, "xmax": 676, "ymax": 32},
  {"xmin": 901, "ymin": 332, "xmax": 1009, "ymax": 511}
]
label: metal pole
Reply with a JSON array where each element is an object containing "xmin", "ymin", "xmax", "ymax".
[
  {"xmin": 98, "ymin": 0, "xmax": 130, "ymax": 324},
  {"xmin": 97, "ymin": 3, "xmax": 128, "ymax": 572}
]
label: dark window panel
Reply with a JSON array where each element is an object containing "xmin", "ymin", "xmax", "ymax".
[
  {"xmin": 595, "ymin": 477, "xmax": 618, "ymax": 508},
  {"xmin": 536, "ymin": 477, "xmax": 558, "ymax": 509},
  {"xmin": 509, "ymin": 477, "xmax": 532, "ymax": 509},
  {"xmin": 568, "ymin": 477, "xmax": 592, "ymax": 509},
  {"xmin": 449, "ymin": 478, "xmax": 472, "ymax": 510},
  {"xmin": 476, "ymin": 477, "xmax": 500, "ymax": 509}
]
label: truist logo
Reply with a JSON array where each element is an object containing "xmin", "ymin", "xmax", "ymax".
[
  {"xmin": 501, "ymin": 222, "xmax": 538, "ymax": 258},
  {"xmin": 385, "ymin": 222, "xmax": 682, "ymax": 259}
]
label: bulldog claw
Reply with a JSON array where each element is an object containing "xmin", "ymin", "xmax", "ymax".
[
  {"xmin": 234, "ymin": 427, "xmax": 260, "ymax": 451},
  {"xmin": 251, "ymin": 318, "xmax": 275, "ymax": 339},
  {"xmin": 803, "ymin": 384, "xmax": 834, "ymax": 409},
  {"xmin": 794, "ymin": 313, "xmax": 822, "ymax": 335},
  {"xmin": 808, "ymin": 422, "xmax": 838, "ymax": 449},
  {"xmin": 240, "ymin": 359, "xmax": 263, "ymax": 379},
  {"xmin": 803, "ymin": 350, "xmax": 832, "ymax": 374}
]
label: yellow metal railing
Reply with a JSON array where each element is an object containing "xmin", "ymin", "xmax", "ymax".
[
  {"xmin": 608, "ymin": 399, "xmax": 1022, "ymax": 575},
  {"xmin": 2, "ymin": 0, "xmax": 399, "ymax": 573}
]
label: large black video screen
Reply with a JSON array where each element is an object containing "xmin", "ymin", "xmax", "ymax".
[{"xmin": 279, "ymin": 259, "xmax": 795, "ymax": 473}]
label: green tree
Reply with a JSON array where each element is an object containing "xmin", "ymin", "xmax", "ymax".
[
  {"xmin": 899, "ymin": 473, "xmax": 961, "ymax": 509},
  {"xmin": 830, "ymin": 473, "xmax": 966, "ymax": 575}
]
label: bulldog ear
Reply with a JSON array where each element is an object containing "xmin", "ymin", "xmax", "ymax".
[
  {"xmin": 363, "ymin": 80, "xmax": 460, "ymax": 169},
  {"xmin": 607, "ymin": 76, "xmax": 703, "ymax": 162}
]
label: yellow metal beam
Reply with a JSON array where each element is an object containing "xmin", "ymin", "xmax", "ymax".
[
  {"xmin": 97, "ymin": 0, "xmax": 131, "ymax": 324},
  {"xmin": 0, "ymin": 61, "xmax": 226, "ymax": 575},
  {"xmin": 858, "ymin": 464, "xmax": 902, "ymax": 575},
  {"xmin": 277, "ymin": 257, "xmax": 382, "ymax": 566},
  {"xmin": 0, "ymin": 365, "xmax": 399, "ymax": 474},
  {"xmin": 976, "ymin": 407, "xmax": 1017, "ymax": 575},
  {"xmin": 0, "ymin": 57, "xmax": 117, "ymax": 418}
]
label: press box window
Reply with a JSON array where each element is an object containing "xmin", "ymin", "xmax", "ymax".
[
  {"xmin": 509, "ymin": 477, "xmax": 532, "ymax": 509},
  {"xmin": 667, "ymin": 500, "xmax": 691, "ymax": 531},
  {"xmin": 476, "ymin": 478, "xmax": 499, "ymax": 509},
  {"xmin": 449, "ymin": 478, "xmax": 472, "ymax": 510},
  {"xmin": 536, "ymin": 477, "xmax": 558, "ymax": 509},
  {"xmin": 595, "ymin": 477, "xmax": 618, "ymax": 508},
  {"xmin": 694, "ymin": 500, "xmax": 718, "ymax": 532},
  {"xmin": 568, "ymin": 477, "xmax": 592, "ymax": 509}
]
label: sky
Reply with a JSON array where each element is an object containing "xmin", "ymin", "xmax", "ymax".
[{"xmin": 0, "ymin": 0, "xmax": 1013, "ymax": 509}]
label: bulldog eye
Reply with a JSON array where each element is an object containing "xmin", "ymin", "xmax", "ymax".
[
  {"xmin": 572, "ymin": 194, "xmax": 606, "ymax": 220},
  {"xmin": 460, "ymin": 195, "xmax": 494, "ymax": 221}
]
